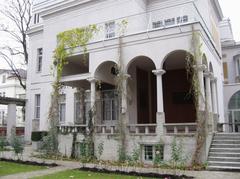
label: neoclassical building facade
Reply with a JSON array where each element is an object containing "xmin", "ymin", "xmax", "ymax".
[{"xmin": 26, "ymin": 0, "xmax": 224, "ymax": 163}]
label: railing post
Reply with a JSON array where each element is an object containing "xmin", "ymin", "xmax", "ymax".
[
  {"xmin": 136, "ymin": 126, "xmax": 139, "ymax": 134},
  {"xmin": 174, "ymin": 126, "xmax": 178, "ymax": 134},
  {"xmin": 102, "ymin": 126, "xmax": 106, "ymax": 134},
  {"xmin": 185, "ymin": 125, "xmax": 189, "ymax": 134},
  {"xmin": 145, "ymin": 126, "xmax": 149, "ymax": 134}
]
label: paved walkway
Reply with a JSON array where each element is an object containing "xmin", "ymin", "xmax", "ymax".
[{"xmin": 1, "ymin": 146, "xmax": 240, "ymax": 179}]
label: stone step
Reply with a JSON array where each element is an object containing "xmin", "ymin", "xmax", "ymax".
[
  {"xmin": 214, "ymin": 136, "xmax": 240, "ymax": 140},
  {"xmin": 208, "ymin": 156, "xmax": 240, "ymax": 162},
  {"xmin": 211, "ymin": 144, "xmax": 240, "ymax": 148},
  {"xmin": 208, "ymin": 161, "xmax": 240, "ymax": 167},
  {"xmin": 212, "ymin": 140, "xmax": 240, "ymax": 144},
  {"xmin": 209, "ymin": 152, "xmax": 240, "ymax": 158},
  {"xmin": 210, "ymin": 148, "xmax": 240, "ymax": 153},
  {"xmin": 208, "ymin": 165, "xmax": 240, "ymax": 171},
  {"xmin": 215, "ymin": 133, "xmax": 240, "ymax": 136}
]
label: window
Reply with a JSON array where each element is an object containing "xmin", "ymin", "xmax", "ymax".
[
  {"xmin": 223, "ymin": 62, "xmax": 228, "ymax": 81},
  {"xmin": 36, "ymin": 48, "xmax": 43, "ymax": 72},
  {"xmin": 144, "ymin": 145, "xmax": 153, "ymax": 161},
  {"xmin": 34, "ymin": 14, "xmax": 40, "ymax": 24},
  {"xmin": 59, "ymin": 94, "xmax": 66, "ymax": 123},
  {"xmin": 105, "ymin": 21, "xmax": 115, "ymax": 39},
  {"xmin": 74, "ymin": 92, "xmax": 87, "ymax": 124},
  {"xmin": 152, "ymin": 20, "xmax": 164, "ymax": 29},
  {"xmin": 35, "ymin": 94, "xmax": 41, "ymax": 119},
  {"xmin": 2, "ymin": 75, "xmax": 6, "ymax": 83},
  {"xmin": 164, "ymin": 18, "xmax": 175, "ymax": 26},
  {"xmin": 101, "ymin": 90, "xmax": 119, "ymax": 121}
]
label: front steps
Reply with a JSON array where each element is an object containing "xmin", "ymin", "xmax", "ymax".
[{"xmin": 208, "ymin": 133, "xmax": 240, "ymax": 171}]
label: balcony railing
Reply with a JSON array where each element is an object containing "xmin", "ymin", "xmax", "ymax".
[
  {"xmin": 164, "ymin": 123, "xmax": 197, "ymax": 135},
  {"xmin": 58, "ymin": 124, "xmax": 87, "ymax": 134},
  {"xmin": 128, "ymin": 124, "xmax": 157, "ymax": 135}
]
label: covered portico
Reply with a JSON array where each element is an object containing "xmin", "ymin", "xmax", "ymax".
[{"xmin": 0, "ymin": 97, "xmax": 25, "ymax": 138}]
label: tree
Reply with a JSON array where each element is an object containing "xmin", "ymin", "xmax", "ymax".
[{"xmin": 0, "ymin": 0, "xmax": 32, "ymax": 90}]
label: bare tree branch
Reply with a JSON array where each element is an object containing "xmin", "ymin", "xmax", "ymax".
[{"xmin": 0, "ymin": 0, "xmax": 32, "ymax": 90}]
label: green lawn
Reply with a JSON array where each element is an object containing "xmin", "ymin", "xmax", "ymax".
[
  {"xmin": 33, "ymin": 170, "xmax": 157, "ymax": 179},
  {"xmin": 0, "ymin": 161, "xmax": 47, "ymax": 176}
]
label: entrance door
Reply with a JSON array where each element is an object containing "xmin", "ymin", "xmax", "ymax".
[{"xmin": 228, "ymin": 110, "xmax": 240, "ymax": 132}]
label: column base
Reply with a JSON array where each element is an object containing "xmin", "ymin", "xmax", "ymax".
[{"xmin": 156, "ymin": 112, "xmax": 165, "ymax": 135}]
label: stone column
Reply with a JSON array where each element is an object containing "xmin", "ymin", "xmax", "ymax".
[
  {"xmin": 204, "ymin": 72, "xmax": 213, "ymax": 112},
  {"xmin": 196, "ymin": 64, "xmax": 206, "ymax": 111},
  {"xmin": 211, "ymin": 77, "xmax": 218, "ymax": 132},
  {"xmin": 152, "ymin": 69, "xmax": 166, "ymax": 135},
  {"xmin": 204, "ymin": 71, "xmax": 213, "ymax": 132},
  {"xmin": 87, "ymin": 77, "xmax": 96, "ymax": 127},
  {"xmin": 7, "ymin": 103, "xmax": 16, "ymax": 139},
  {"xmin": 88, "ymin": 77, "xmax": 96, "ymax": 108},
  {"xmin": 121, "ymin": 74, "xmax": 130, "ymax": 114}
]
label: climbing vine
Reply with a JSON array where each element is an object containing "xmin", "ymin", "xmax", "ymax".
[
  {"xmin": 186, "ymin": 27, "xmax": 209, "ymax": 165},
  {"xmin": 43, "ymin": 25, "xmax": 98, "ymax": 156},
  {"xmin": 113, "ymin": 20, "xmax": 129, "ymax": 162}
]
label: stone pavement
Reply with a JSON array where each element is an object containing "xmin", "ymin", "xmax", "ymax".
[{"xmin": 1, "ymin": 146, "xmax": 240, "ymax": 179}]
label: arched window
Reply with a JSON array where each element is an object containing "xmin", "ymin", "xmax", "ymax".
[{"xmin": 228, "ymin": 91, "xmax": 240, "ymax": 110}]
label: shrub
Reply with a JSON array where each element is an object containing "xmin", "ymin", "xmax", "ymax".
[
  {"xmin": 31, "ymin": 131, "xmax": 48, "ymax": 142},
  {"xmin": 0, "ymin": 137, "xmax": 7, "ymax": 151},
  {"xmin": 10, "ymin": 128, "xmax": 24, "ymax": 156}
]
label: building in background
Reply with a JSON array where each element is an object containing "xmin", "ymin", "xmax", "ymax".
[
  {"xmin": 0, "ymin": 69, "xmax": 26, "ymax": 127},
  {"xmin": 220, "ymin": 19, "xmax": 240, "ymax": 132}
]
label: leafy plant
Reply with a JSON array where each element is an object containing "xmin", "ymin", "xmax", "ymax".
[
  {"xmin": 97, "ymin": 141, "xmax": 104, "ymax": 160},
  {"xmin": 154, "ymin": 144, "xmax": 164, "ymax": 166},
  {"xmin": 0, "ymin": 137, "xmax": 7, "ymax": 151},
  {"xmin": 169, "ymin": 137, "xmax": 187, "ymax": 169},
  {"xmin": 10, "ymin": 128, "xmax": 24, "ymax": 157}
]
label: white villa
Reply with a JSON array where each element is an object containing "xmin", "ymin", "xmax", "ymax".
[
  {"xmin": 26, "ymin": 0, "xmax": 225, "ymax": 164},
  {"xmin": 0, "ymin": 69, "xmax": 26, "ymax": 128}
]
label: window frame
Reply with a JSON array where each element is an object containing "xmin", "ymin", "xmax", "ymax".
[
  {"xmin": 34, "ymin": 94, "xmax": 41, "ymax": 119},
  {"xmin": 59, "ymin": 94, "xmax": 66, "ymax": 123},
  {"xmin": 105, "ymin": 21, "xmax": 116, "ymax": 39},
  {"xmin": 36, "ymin": 48, "xmax": 43, "ymax": 73}
]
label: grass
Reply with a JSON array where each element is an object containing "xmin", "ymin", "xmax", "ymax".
[
  {"xmin": 33, "ymin": 169, "xmax": 157, "ymax": 179},
  {"xmin": 0, "ymin": 161, "xmax": 47, "ymax": 176}
]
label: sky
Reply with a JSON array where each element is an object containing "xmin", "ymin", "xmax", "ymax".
[
  {"xmin": 0, "ymin": 0, "xmax": 239, "ymax": 69},
  {"xmin": 219, "ymin": 0, "xmax": 240, "ymax": 41}
]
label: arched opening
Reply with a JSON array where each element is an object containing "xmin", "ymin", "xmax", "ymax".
[
  {"xmin": 228, "ymin": 91, "xmax": 240, "ymax": 132},
  {"xmin": 94, "ymin": 61, "xmax": 119, "ymax": 127},
  {"xmin": 127, "ymin": 56, "xmax": 156, "ymax": 124},
  {"xmin": 162, "ymin": 50, "xmax": 196, "ymax": 123}
]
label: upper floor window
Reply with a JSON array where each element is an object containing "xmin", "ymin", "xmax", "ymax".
[
  {"xmin": 2, "ymin": 75, "xmax": 6, "ymax": 83},
  {"xmin": 223, "ymin": 62, "xmax": 228, "ymax": 83},
  {"xmin": 59, "ymin": 94, "xmax": 66, "ymax": 123},
  {"xmin": 33, "ymin": 13, "xmax": 40, "ymax": 24},
  {"xmin": 36, "ymin": 48, "xmax": 43, "ymax": 72},
  {"xmin": 35, "ymin": 94, "xmax": 41, "ymax": 119},
  {"xmin": 105, "ymin": 21, "xmax": 115, "ymax": 39}
]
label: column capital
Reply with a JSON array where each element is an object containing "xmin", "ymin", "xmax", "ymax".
[
  {"xmin": 87, "ymin": 77, "xmax": 97, "ymax": 83},
  {"xmin": 204, "ymin": 71, "xmax": 213, "ymax": 78},
  {"xmin": 152, "ymin": 69, "xmax": 166, "ymax": 76},
  {"xmin": 193, "ymin": 64, "xmax": 207, "ymax": 71},
  {"xmin": 121, "ymin": 73, "xmax": 131, "ymax": 79}
]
